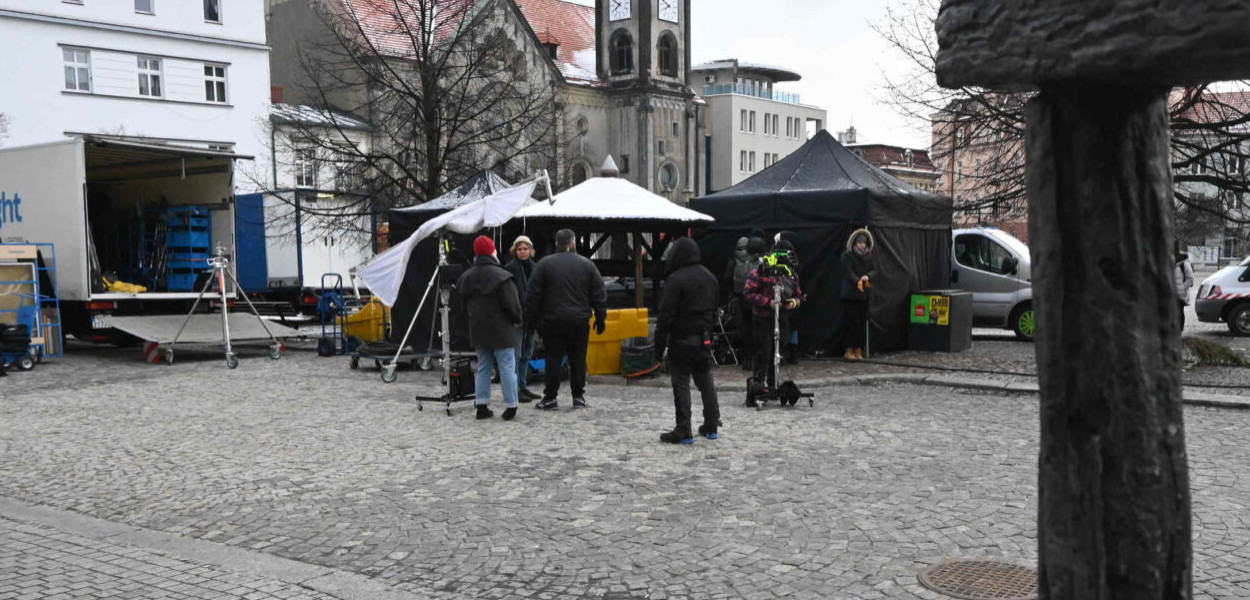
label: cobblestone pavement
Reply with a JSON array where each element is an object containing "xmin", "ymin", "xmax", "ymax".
[
  {"xmin": 3, "ymin": 346, "xmax": 1250, "ymax": 599},
  {"xmin": 0, "ymin": 515, "xmax": 340, "ymax": 600}
]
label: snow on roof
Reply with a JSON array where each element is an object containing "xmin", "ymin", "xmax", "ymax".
[
  {"xmin": 270, "ymin": 103, "xmax": 371, "ymax": 130},
  {"xmin": 515, "ymin": 0, "xmax": 601, "ymax": 84},
  {"xmin": 514, "ymin": 176, "xmax": 713, "ymax": 223}
]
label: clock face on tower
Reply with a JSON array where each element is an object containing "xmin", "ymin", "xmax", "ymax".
[
  {"xmin": 610, "ymin": 0, "xmax": 631, "ymax": 21},
  {"xmin": 658, "ymin": 0, "xmax": 678, "ymax": 22}
]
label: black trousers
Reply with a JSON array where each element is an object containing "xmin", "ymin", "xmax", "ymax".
[
  {"xmin": 753, "ymin": 311, "xmax": 791, "ymax": 388},
  {"xmin": 669, "ymin": 342, "xmax": 720, "ymax": 438},
  {"xmin": 841, "ymin": 299, "xmax": 868, "ymax": 349},
  {"xmin": 540, "ymin": 319, "xmax": 590, "ymax": 400}
]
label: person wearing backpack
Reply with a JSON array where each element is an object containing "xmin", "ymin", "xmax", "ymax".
[{"xmin": 723, "ymin": 236, "xmax": 762, "ymax": 370}]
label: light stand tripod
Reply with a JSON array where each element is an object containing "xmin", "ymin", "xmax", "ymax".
[{"xmin": 166, "ymin": 243, "xmax": 284, "ymax": 368}]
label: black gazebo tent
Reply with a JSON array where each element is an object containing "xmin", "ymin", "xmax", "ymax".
[{"xmin": 690, "ymin": 130, "xmax": 953, "ymax": 353}]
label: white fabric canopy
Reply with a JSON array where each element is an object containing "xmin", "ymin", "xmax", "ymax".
[
  {"xmin": 356, "ymin": 181, "xmax": 537, "ymax": 306},
  {"xmin": 512, "ymin": 177, "xmax": 714, "ymax": 223}
]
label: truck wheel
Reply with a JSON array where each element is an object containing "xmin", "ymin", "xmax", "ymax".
[
  {"xmin": 1228, "ymin": 304, "xmax": 1250, "ymax": 336},
  {"xmin": 1011, "ymin": 302, "xmax": 1036, "ymax": 341},
  {"xmin": 16, "ymin": 354, "xmax": 35, "ymax": 371}
]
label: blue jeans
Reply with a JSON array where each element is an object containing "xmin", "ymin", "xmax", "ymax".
[
  {"xmin": 476, "ymin": 347, "xmax": 518, "ymax": 408},
  {"xmin": 514, "ymin": 327, "xmax": 533, "ymax": 390}
]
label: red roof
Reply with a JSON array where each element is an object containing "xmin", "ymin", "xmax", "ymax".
[
  {"xmin": 514, "ymin": 0, "xmax": 600, "ymax": 83},
  {"xmin": 330, "ymin": 0, "xmax": 479, "ymax": 58},
  {"xmin": 1174, "ymin": 90, "xmax": 1250, "ymax": 132},
  {"xmin": 848, "ymin": 144, "xmax": 937, "ymax": 171}
]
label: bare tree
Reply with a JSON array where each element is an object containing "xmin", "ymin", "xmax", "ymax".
[
  {"xmin": 263, "ymin": 0, "xmax": 561, "ymax": 233},
  {"xmin": 877, "ymin": 0, "xmax": 1250, "ymax": 246},
  {"xmin": 0, "ymin": 113, "xmax": 10, "ymax": 146}
]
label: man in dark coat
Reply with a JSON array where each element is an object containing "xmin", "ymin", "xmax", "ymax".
[
  {"xmin": 743, "ymin": 240, "xmax": 805, "ymax": 403},
  {"xmin": 525, "ymin": 229, "xmax": 607, "ymax": 410},
  {"xmin": 654, "ymin": 237, "xmax": 722, "ymax": 444},
  {"xmin": 504, "ymin": 235, "xmax": 539, "ymax": 401},
  {"xmin": 456, "ymin": 235, "xmax": 523, "ymax": 421}
]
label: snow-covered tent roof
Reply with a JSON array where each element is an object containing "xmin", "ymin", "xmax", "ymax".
[
  {"xmin": 393, "ymin": 171, "xmax": 513, "ymax": 214},
  {"xmin": 513, "ymin": 176, "xmax": 713, "ymax": 228}
]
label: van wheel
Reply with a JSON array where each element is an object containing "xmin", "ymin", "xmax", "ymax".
[
  {"xmin": 1228, "ymin": 304, "xmax": 1250, "ymax": 336},
  {"xmin": 1011, "ymin": 302, "xmax": 1036, "ymax": 341}
]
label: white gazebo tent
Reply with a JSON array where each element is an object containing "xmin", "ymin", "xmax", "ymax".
[{"xmin": 511, "ymin": 157, "xmax": 714, "ymax": 307}]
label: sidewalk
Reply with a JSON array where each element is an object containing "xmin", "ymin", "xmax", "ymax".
[{"xmin": 0, "ymin": 498, "xmax": 422, "ymax": 600}]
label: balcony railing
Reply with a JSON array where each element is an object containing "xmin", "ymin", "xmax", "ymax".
[{"xmin": 701, "ymin": 83, "xmax": 802, "ymax": 105}]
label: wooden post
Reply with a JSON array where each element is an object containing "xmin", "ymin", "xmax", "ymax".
[
  {"xmin": 934, "ymin": 1, "xmax": 1250, "ymax": 597},
  {"xmin": 1027, "ymin": 85, "xmax": 1189, "ymax": 599},
  {"xmin": 633, "ymin": 232, "xmax": 645, "ymax": 308}
]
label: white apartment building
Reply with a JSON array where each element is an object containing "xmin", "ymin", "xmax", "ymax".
[
  {"xmin": 690, "ymin": 59, "xmax": 827, "ymax": 193},
  {"xmin": 0, "ymin": 0, "xmax": 270, "ymax": 184}
]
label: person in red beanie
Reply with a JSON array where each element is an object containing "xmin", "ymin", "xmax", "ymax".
[{"xmin": 456, "ymin": 235, "xmax": 522, "ymax": 420}]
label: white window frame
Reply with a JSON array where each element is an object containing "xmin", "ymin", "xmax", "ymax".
[
  {"xmin": 63, "ymin": 48, "xmax": 91, "ymax": 92},
  {"xmin": 749, "ymin": 151, "xmax": 756, "ymax": 172},
  {"xmin": 740, "ymin": 109, "xmax": 747, "ymax": 132},
  {"xmin": 294, "ymin": 146, "xmax": 318, "ymax": 189},
  {"xmin": 204, "ymin": 63, "xmax": 228, "ymax": 103},
  {"xmin": 773, "ymin": 115, "xmax": 779, "ymax": 137},
  {"xmin": 763, "ymin": 112, "xmax": 771, "ymax": 135},
  {"xmin": 204, "ymin": 0, "xmax": 222, "ymax": 23},
  {"xmin": 740, "ymin": 150, "xmax": 747, "ymax": 173},
  {"xmin": 749, "ymin": 111, "xmax": 756, "ymax": 133},
  {"xmin": 135, "ymin": 0, "xmax": 154, "ymax": 14},
  {"xmin": 137, "ymin": 56, "xmax": 163, "ymax": 98}
]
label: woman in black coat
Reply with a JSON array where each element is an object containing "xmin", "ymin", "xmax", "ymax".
[
  {"xmin": 456, "ymin": 236, "xmax": 523, "ymax": 420},
  {"xmin": 839, "ymin": 228, "xmax": 876, "ymax": 361}
]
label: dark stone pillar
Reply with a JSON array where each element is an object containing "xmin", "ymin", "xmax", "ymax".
[{"xmin": 1026, "ymin": 86, "xmax": 1191, "ymax": 600}]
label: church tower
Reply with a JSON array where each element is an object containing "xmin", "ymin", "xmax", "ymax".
[{"xmin": 593, "ymin": 0, "xmax": 698, "ymax": 200}]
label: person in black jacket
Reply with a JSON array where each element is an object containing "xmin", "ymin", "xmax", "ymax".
[
  {"xmin": 456, "ymin": 236, "xmax": 523, "ymax": 421},
  {"xmin": 839, "ymin": 228, "xmax": 876, "ymax": 361},
  {"xmin": 525, "ymin": 229, "xmax": 607, "ymax": 410},
  {"xmin": 654, "ymin": 237, "xmax": 722, "ymax": 444},
  {"xmin": 504, "ymin": 235, "xmax": 539, "ymax": 401}
]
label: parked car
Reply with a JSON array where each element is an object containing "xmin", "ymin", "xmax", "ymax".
[
  {"xmin": 951, "ymin": 228, "xmax": 1035, "ymax": 340},
  {"xmin": 1195, "ymin": 254, "xmax": 1250, "ymax": 336}
]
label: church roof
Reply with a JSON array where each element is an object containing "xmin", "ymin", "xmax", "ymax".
[
  {"xmin": 514, "ymin": 0, "xmax": 602, "ymax": 85},
  {"xmin": 328, "ymin": 0, "xmax": 478, "ymax": 58}
]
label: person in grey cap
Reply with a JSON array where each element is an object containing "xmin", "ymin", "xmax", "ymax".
[{"xmin": 505, "ymin": 235, "xmax": 539, "ymax": 400}]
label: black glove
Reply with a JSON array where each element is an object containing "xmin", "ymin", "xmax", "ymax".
[{"xmin": 594, "ymin": 319, "xmax": 606, "ymax": 335}]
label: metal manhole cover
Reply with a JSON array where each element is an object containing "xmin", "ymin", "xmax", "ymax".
[{"xmin": 918, "ymin": 560, "xmax": 1038, "ymax": 600}]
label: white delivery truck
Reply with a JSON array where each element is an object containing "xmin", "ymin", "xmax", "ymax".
[
  {"xmin": 0, "ymin": 135, "xmax": 247, "ymax": 343},
  {"xmin": 1195, "ymin": 254, "xmax": 1250, "ymax": 335}
]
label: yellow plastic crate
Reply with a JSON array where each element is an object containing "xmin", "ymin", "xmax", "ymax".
[{"xmin": 586, "ymin": 308, "xmax": 649, "ymax": 375}]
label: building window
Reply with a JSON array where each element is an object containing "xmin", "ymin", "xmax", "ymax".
[
  {"xmin": 294, "ymin": 147, "xmax": 317, "ymax": 189},
  {"xmin": 570, "ymin": 162, "xmax": 590, "ymax": 186},
  {"xmin": 204, "ymin": 0, "xmax": 221, "ymax": 23},
  {"xmin": 659, "ymin": 163, "xmax": 679, "ymax": 190},
  {"xmin": 749, "ymin": 151, "xmax": 756, "ymax": 172},
  {"xmin": 204, "ymin": 64, "xmax": 227, "ymax": 103},
  {"xmin": 763, "ymin": 113, "xmax": 771, "ymax": 135},
  {"xmin": 672, "ymin": 122, "xmax": 679, "ymax": 137},
  {"xmin": 740, "ymin": 151, "xmax": 747, "ymax": 172},
  {"xmin": 576, "ymin": 117, "xmax": 590, "ymax": 136},
  {"xmin": 749, "ymin": 111, "xmax": 756, "ymax": 133},
  {"xmin": 657, "ymin": 33, "xmax": 678, "ymax": 77},
  {"xmin": 63, "ymin": 48, "xmax": 91, "ymax": 92},
  {"xmin": 610, "ymin": 29, "xmax": 634, "ymax": 75},
  {"xmin": 773, "ymin": 115, "xmax": 779, "ymax": 137},
  {"xmin": 740, "ymin": 110, "xmax": 747, "ymax": 132},
  {"xmin": 135, "ymin": 0, "xmax": 153, "ymax": 13},
  {"xmin": 620, "ymin": 154, "xmax": 630, "ymax": 174},
  {"xmin": 658, "ymin": 139, "xmax": 666, "ymax": 155},
  {"xmin": 785, "ymin": 117, "xmax": 791, "ymax": 138},
  {"xmin": 137, "ymin": 57, "xmax": 163, "ymax": 98}
]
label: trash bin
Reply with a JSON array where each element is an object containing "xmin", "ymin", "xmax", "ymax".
[
  {"xmin": 621, "ymin": 336, "xmax": 658, "ymax": 377},
  {"xmin": 907, "ymin": 290, "xmax": 972, "ymax": 352}
]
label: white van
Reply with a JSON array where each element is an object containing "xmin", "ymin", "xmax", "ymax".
[
  {"xmin": 1195, "ymin": 255, "xmax": 1250, "ymax": 336},
  {"xmin": 951, "ymin": 228, "xmax": 1035, "ymax": 339}
]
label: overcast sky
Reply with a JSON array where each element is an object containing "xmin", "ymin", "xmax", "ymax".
[{"xmin": 569, "ymin": 0, "xmax": 930, "ymax": 149}]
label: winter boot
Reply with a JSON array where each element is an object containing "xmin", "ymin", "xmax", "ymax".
[
  {"xmin": 476, "ymin": 405, "xmax": 495, "ymax": 420},
  {"xmin": 698, "ymin": 424, "xmax": 719, "ymax": 440},
  {"xmin": 502, "ymin": 406, "xmax": 517, "ymax": 421}
]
